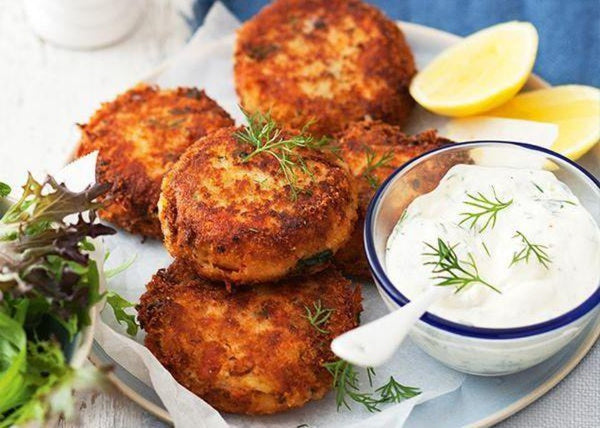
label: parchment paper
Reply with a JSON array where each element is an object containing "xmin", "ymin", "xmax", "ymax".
[{"xmin": 69, "ymin": 3, "xmax": 471, "ymax": 427}]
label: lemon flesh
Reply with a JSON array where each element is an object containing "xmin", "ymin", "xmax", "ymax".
[
  {"xmin": 488, "ymin": 85, "xmax": 600, "ymax": 160},
  {"xmin": 410, "ymin": 21, "xmax": 538, "ymax": 117}
]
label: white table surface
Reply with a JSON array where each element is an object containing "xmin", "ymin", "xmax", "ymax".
[{"xmin": 1, "ymin": 0, "xmax": 598, "ymax": 426}]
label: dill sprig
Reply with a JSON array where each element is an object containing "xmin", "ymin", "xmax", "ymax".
[
  {"xmin": 459, "ymin": 187, "xmax": 513, "ymax": 232},
  {"xmin": 423, "ymin": 238, "xmax": 500, "ymax": 293},
  {"xmin": 481, "ymin": 241, "xmax": 491, "ymax": 257},
  {"xmin": 510, "ymin": 231, "xmax": 552, "ymax": 269},
  {"xmin": 323, "ymin": 360, "xmax": 380, "ymax": 412},
  {"xmin": 304, "ymin": 300, "xmax": 334, "ymax": 334},
  {"xmin": 323, "ymin": 360, "xmax": 420, "ymax": 413},
  {"xmin": 532, "ymin": 181, "xmax": 544, "ymax": 193},
  {"xmin": 362, "ymin": 146, "xmax": 394, "ymax": 189},
  {"xmin": 234, "ymin": 109, "xmax": 335, "ymax": 200},
  {"xmin": 375, "ymin": 376, "xmax": 421, "ymax": 403},
  {"xmin": 366, "ymin": 367, "xmax": 376, "ymax": 387}
]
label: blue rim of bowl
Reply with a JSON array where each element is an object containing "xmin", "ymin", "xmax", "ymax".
[{"xmin": 365, "ymin": 140, "xmax": 600, "ymax": 340}]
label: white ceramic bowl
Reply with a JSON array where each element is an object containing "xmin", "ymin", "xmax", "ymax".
[
  {"xmin": 23, "ymin": 0, "xmax": 144, "ymax": 50},
  {"xmin": 365, "ymin": 141, "xmax": 600, "ymax": 376}
]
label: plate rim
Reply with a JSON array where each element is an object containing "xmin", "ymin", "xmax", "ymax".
[
  {"xmin": 90, "ymin": 19, "xmax": 595, "ymax": 428},
  {"xmin": 472, "ymin": 317, "xmax": 600, "ymax": 427}
]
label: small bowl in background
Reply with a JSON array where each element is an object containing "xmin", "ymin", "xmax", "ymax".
[{"xmin": 24, "ymin": 0, "xmax": 144, "ymax": 50}]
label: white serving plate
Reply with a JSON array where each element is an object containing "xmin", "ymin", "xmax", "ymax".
[{"xmin": 89, "ymin": 19, "xmax": 599, "ymax": 428}]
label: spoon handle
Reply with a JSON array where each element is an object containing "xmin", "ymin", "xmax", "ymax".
[{"xmin": 331, "ymin": 287, "xmax": 448, "ymax": 367}]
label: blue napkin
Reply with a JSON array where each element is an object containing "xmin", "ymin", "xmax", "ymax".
[{"xmin": 190, "ymin": 0, "xmax": 599, "ymax": 87}]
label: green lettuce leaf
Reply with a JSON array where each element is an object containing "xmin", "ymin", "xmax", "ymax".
[
  {"xmin": 0, "ymin": 339, "xmax": 103, "ymax": 428},
  {"xmin": 0, "ymin": 307, "xmax": 27, "ymax": 415},
  {"xmin": 105, "ymin": 292, "xmax": 138, "ymax": 336},
  {"xmin": 0, "ymin": 174, "xmax": 116, "ymax": 426},
  {"xmin": 0, "ymin": 183, "xmax": 10, "ymax": 199}
]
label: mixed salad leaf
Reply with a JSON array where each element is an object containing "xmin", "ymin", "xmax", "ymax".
[
  {"xmin": 0, "ymin": 183, "xmax": 10, "ymax": 199},
  {"xmin": 105, "ymin": 291, "xmax": 139, "ymax": 336},
  {"xmin": 0, "ymin": 175, "xmax": 135, "ymax": 426}
]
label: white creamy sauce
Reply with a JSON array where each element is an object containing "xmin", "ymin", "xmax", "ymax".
[{"xmin": 385, "ymin": 164, "xmax": 600, "ymax": 328}]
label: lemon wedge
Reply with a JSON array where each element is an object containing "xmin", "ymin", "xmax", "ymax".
[
  {"xmin": 410, "ymin": 21, "xmax": 538, "ymax": 117},
  {"xmin": 487, "ymin": 85, "xmax": 600, "ymax": 160}
]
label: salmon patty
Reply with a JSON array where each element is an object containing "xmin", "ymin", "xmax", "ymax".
[
  {"xmin": 76, "ymin": 84, "xmax": 234, "ymax": 238},
  {"xmin": 234, "ymin": 0, "xmax": 416, "ymax": 137},
  {"xmin": 334, "ymin": 121, "xmax": 452, "ymax": 278},
  {"xmin": 159, "ymin": 122, "xmax": 358, "ymax": 285},
  {"xmin": 138, "ymin": 261, "xmax": 362, "ymax": 415}
]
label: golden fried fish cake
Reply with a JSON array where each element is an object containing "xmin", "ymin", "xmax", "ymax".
[
  {"xmin": 76, "ymin": 84, "xmax": 234, "ymax": 238},
  {"xmin": 334, "ymin": 121, "xmax": 452, "ymax": 279},
  {"xmin": 159, "ymin": 125, "xmax": 358, "ymax": 285},
  {"xmin": 138, "ymin": 261, "xmax": 362, "ymax": 415},
  {"xmin": 234, "ymin": 0, "xmax": 416, "ymax": 137}
]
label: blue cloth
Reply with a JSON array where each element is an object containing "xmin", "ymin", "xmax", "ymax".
[{"xmin": 191, "ymin": 0, "xmax": 600, "ymax": 87}]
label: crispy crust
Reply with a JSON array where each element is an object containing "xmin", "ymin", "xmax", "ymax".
[
  {"xmin": 159, "ymin": 126, "xmax": 358, "ymax": 285},
  {"xmin": 334, "ymin": 121, "xmax": 452, "ymax": 278},
  {"xmin": 234, "ymin": 0, "xmax": 416, "ymax": 137},
  {"xmin": 76, "ymin": 84, "xmax": 234, "ymax": 238},
  {"xmin": 138, "ymin": 262, "xmax": 362, "ymax": 415}
]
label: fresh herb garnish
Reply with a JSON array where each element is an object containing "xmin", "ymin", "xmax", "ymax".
[
  {"xmin": 481, "ymin": 241, "xmax": 491, "ymax": 257},
  {"xmin": 366, "ymin": 367, "xmax": 376, "ymax": 387},
  {"xmin": 304, "ymin": 300, "xmax": 334, "ymax": 334},
  {"xmin": 324, "ymin": 360, "xmax": 381, "ymax": 412},
  {"xmin": 234, "ymin": 110, "xmax": 336, "ymax": 200},
  {"xmin": 423, "ymin": 238, "xmax": 500, "ymax": 293},
  {"xmin": 295, "ymin": 249, "xmax": 333, "ymax": 272},
  {"xmin": 510, "ymin": 231, "xmax": 552, "ymax": 269},
  {"xmin": 362, "ymin": 146, "xmax": 394, "ymax": 189},
  {"xmin": 532, "ymin": 182, "xmax": 544, "ymax": 193},
  {"xmin": 459, "ymin": 187, "xmax": 513, "ymax": 232},
  {"xmin": 375, "ymin": 376, "xmax": 421, "ymax": 404},
  {"xmin": 323, "ymin": 360, "xmax": 420, "ymax": 412}
]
